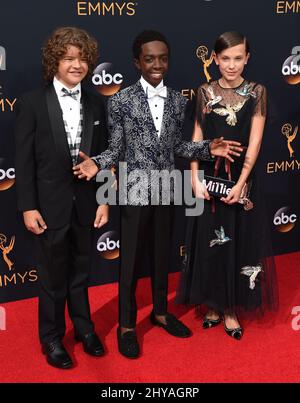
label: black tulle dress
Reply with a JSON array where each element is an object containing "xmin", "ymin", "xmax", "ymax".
[{"xmin": 177, "ymin": 80, "xmax": 278, "ymax": 316}]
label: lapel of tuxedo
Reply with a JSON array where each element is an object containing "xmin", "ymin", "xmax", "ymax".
[
  {"xmin": 78, "ymin": 89, "xmax": 93, "ymax": 161},
  {"xmin": 46, "ymin": 85, "xmax": 72, "ymax": 170}
]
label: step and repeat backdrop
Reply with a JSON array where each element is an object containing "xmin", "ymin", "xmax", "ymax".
[{"xmin": 0, "ymin": 0, "xmax": 299, "ymax": 302}]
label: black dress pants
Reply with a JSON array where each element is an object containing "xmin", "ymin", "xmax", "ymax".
[
  {"xmin": 36, "ymin": 208, "xmax": 94, "ymax": 344},
  {"xmin": 119, "ymin": 205, "xmax": 173, "ymax": 328}
]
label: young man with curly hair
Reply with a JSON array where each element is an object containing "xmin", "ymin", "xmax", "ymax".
[{"xmin": 15, "ymin": 27, "xmax": 108, "ymax": 369}]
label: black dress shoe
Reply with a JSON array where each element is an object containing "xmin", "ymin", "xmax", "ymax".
[
  {"xmin": 150, "ymin": 311, "xmax": 192, "ymax": 338},
  {"xmin": 224, "ymin": 320, "xmax": 243, "ymax": 340},
  {"xmin": 202, "ymin": 316, "xmax": 222, "ymax": 329},
  {"xmin": 117, "ymin": 327, "xmax": 140, "ymax": 359},
  {"xmin": 75, "ymin": 332, "xmax": 104, "ymax": 357},
  {"xmin": 42, "ymin": 340, "xmax": 73, "ymax": 369}
]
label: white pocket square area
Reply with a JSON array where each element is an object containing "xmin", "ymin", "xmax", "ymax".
[{"xmin": 94, "ymin": 121, "xmax": 100, "ymax": 126}]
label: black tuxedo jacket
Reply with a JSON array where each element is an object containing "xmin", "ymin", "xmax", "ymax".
[{"xmin": 15, "ymin": 84, "xmax": 108, "ymax": 229}]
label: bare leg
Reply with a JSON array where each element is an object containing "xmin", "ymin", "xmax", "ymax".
[
  {"xmin": 223, "ymin": 313, "xmax": 241, "ymax": 330},
  {"xmin": 205, "ymin": 310, "xmax": 220, "ymax": 320}
]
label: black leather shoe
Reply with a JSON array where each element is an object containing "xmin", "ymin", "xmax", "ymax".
[
  {"xmin": 42, "ymin": 340, "xmax": 73, "ymax": 369},
  {"xmin": 224, "ymin": 320, "xmax": 243, "ymax": 340},
  {"xmin": 75, "ymin": 332, "xmax": 104, "ymax": 357},
  {"xmin": 150, "ymin": 311, "xmax": 192, "ymax": 338},
  {"xmin": 202, "ymin": 316, "xmax": 222, "ymax": 329},
  {"xmin": 117, "ymin": 327, "xmax": 140, "ymax": 359}
]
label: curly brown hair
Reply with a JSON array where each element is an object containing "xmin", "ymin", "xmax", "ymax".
[{"xmin": 42, "ymin": 27, "xmax": 98, "ymax": 82}]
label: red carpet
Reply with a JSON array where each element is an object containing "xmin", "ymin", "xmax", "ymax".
[{"xmin": 1, "ymin": 252, "xmax": 300, "ymax": 383}]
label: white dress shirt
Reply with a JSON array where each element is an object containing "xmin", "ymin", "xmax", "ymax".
[
  {"xmin": 53, "ymin": 77, "xmax": 81, "ymax": 145},
  {"xmin": 140, "ymin": 76, "xmax": 166, "ymax": 138}
]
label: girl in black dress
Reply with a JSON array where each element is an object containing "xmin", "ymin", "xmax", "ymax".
[{"xmin": 177, "ymin": 31, "xmax": 278, "ymax": 340}]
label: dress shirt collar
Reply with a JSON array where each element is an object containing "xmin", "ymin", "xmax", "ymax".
[{"xmin": 140, "ymin": 76, "xmax": 164, "ymax": 95}]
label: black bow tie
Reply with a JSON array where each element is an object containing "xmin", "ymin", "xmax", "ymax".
[{"xmin": 61, "ymin": 88, "xmax": 80, "ymax": 100}]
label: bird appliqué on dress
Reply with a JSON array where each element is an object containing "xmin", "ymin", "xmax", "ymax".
[
  {"xmin": 213, "ymin": 100, "xmax": 246, "ymax": 126},
  {"xmin": 240, "ymin": 264, "xmax": 262, "ymax": 290},
  {"xmin": 235, "ymin": 83, "xmax": 257, "ymax": 99},
  {"xmin": 205, "ymin": 86, "xmax": 222, "ymax": 112},
  {"xmin": 209, "ymin": 226, "xmax": 231, "ymax": 247}
]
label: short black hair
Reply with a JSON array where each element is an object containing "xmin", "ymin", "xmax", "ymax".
[
  {"xmin": 214, "ymin": 31, "xmax": 250, "ymax": 55},
  {"xmin": 132, "ymin": 30, "xmax": 170, "ymax": 59}
]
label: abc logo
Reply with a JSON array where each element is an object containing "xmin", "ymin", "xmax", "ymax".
[
  {"xmin": 282, "ymin": 46, "xmax": 300, "ymax": 85},
  {"xmin": 0, "ymin": 162, "xmax": 15, "ymax": 191},
  {"xmin": 273, "ymin": 207, "xmax": 297, "ymax": 233},
  {"xmin": 92, "ymin": 63, "xmax": 123, "ymax": 96},
  {"xmin": 97, "ymin": 231, "xmax": 120, "ymax": 260}
]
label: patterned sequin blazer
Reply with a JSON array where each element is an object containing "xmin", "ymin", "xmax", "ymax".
[{"xmin": 94, "ymin": 81, "xmax": 213, "ymax": 205}]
